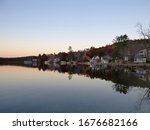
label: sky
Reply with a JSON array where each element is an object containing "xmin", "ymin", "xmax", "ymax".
[{"xmin": 0, "ymin": 0, "xmax": 150, "ymax": 57}]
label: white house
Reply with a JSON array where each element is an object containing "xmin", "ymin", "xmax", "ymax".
[
  {"xmin": 53, "ymin": 58, "xmax": 60, "ymax": 63},
  {"xmin": 90, "ymin": 56, "xmax": 100, "ymax": 65},
  {"xmin": 101, "ymin": 55, "xmax": 112, "ymax": 63},
  {"xmin": 134, "ymin": 49, "xmax": 147, "ymax": 63},
  {"xmin": 24, "ymin": 61, "xmax": 32, "ymax": 65},
  {"xmin": 134, "ymin": 55, "xmax": 146, "ymax": 63}
]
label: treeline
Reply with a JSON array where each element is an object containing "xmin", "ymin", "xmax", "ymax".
[
  {"xmin": 0, "ymin": 56, "xmax": 37, "ymax": 63},
  {"xmin": 45, "ymin": 38, "xmax": 150, "ymax": 62}
]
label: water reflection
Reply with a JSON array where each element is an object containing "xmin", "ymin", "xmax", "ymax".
[
  {"xmin": 0, "ymin": 62, "xmax": 150, "ymax": 112},
  {"xmin": 136, "ymin": 88, "xmax": 150, "ymax": 112},
  {"xmin": 1, "ymin": 62, "xmax": 150, "ymax": 93}
]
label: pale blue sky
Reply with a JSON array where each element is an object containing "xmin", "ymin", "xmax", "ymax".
[{"xmin": 0, "ymin": 0, "xmax": 150, "ymax": 57}]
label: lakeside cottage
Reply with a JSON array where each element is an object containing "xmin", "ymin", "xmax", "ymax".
[
  {"xmin": 134, "ymin": 49, "xmax": 148, "ymax": 63},
  {"xmin": 53, "ymin": 57, "xmax": 60, "ymax": 63},
  {"xmin": 101, "ymin": 55, "xmax": 112, "ymax": 63},
  {"xmin": 134, "ymin": 55, "xmax": 146, "ymax": 63},
  {"xmin": 90, "ymin": 56, "xmax": 100, "ymax": 64},
  {"xmin": 24, "ymin": 57, "xmax": 38, "ymax": 67}
]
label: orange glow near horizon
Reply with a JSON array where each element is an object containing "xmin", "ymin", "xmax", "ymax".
[
  {"xmin": 0, "ymin": 34, "xmax": 112, "ymax": 58},
  {"xmin": 0, "ymin": 44, "xmax": 63, "ymax": 57},
  {"xmin": 0, "ymin": 49, "xmax": 62, "ymax": 57}
]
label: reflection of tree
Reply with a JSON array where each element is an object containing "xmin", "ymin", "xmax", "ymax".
[
  {"xmin": 111, "ymin": 70, "xmax": 131, "ymax": 87},
  {"xmin": 112, "ymin": 83, "xmax": 129, "ymax": 94},
  {"xmin": 38, "ymin": 64, "xmax": 48, "ymax": 71},
  {"xmin": 140, "ymin": 88, "xmax": 150, "ymax": 103},
  {"xmin": 68, "ymin": 74, "xmax": 72, "ymax": 80},
  {"xmin": 2, "ymin": 61, "xmax": 150, "ymax": 92},
  {"xmin": 136, "ymin": 88, "xmax": 150, "ymax": 112}
]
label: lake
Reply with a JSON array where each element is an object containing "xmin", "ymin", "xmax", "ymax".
[{"xmin": 0, "ymin": 64, "xmax": 150, "ymax": 113}]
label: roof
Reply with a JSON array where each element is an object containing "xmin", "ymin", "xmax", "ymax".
[{"xmin": 92, "ymin": 56, "xmax": 100, "ymax": 60}]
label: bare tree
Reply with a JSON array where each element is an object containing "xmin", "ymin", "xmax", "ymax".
[
  {"xmin": 136, "ymin": 88, "xmax": 150, "ymax": 112},
  {"xmin": 145, "ymin": 23, "xmax": 150, "ymax": 39},
  {"xmin": 136, "ymin": 22, "xmax": 150, "ymax": 39},
  {"xmin": 136, "ymin": 23, "xmax": 146, "ymax": 39}
]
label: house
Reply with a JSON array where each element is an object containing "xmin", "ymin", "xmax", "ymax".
[
  {"xmin": 101, "ymin": 55, "xmax": 112, "ymax": 63},
  {"xmin": 134, "ymin": 49, "xmax": 147, "ymax": 63},
  {"xmin": 24, "ymin": 60, "xmax": 32, "ymax": 65},
  {"xmin": 53, "ymin": 57, "xmax": 60, "ymax": 63},
  {"xmin": 90, "ymin": 56, "xmax": 100, "ymax": 65},
  {"xmin": 134, "ymin": 55, "xmax": 146, "ymax": 63}
]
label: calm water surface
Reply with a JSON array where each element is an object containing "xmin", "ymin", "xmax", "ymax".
[{"xmin": 0, "ymin": 65, "xmax": 150, "ymax": 113}]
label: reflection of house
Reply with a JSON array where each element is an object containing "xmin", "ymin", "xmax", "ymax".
[
  {"xmin": 135, "ymin": 69, "xmax": 146, "ymax": 75},
  {"xmin": 135, "ymin": 69, "xmax": 146, "ymax": 81},
  {"xmin": 91, "ymin": 65, "xmax": 100, "ymax": 71}
]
